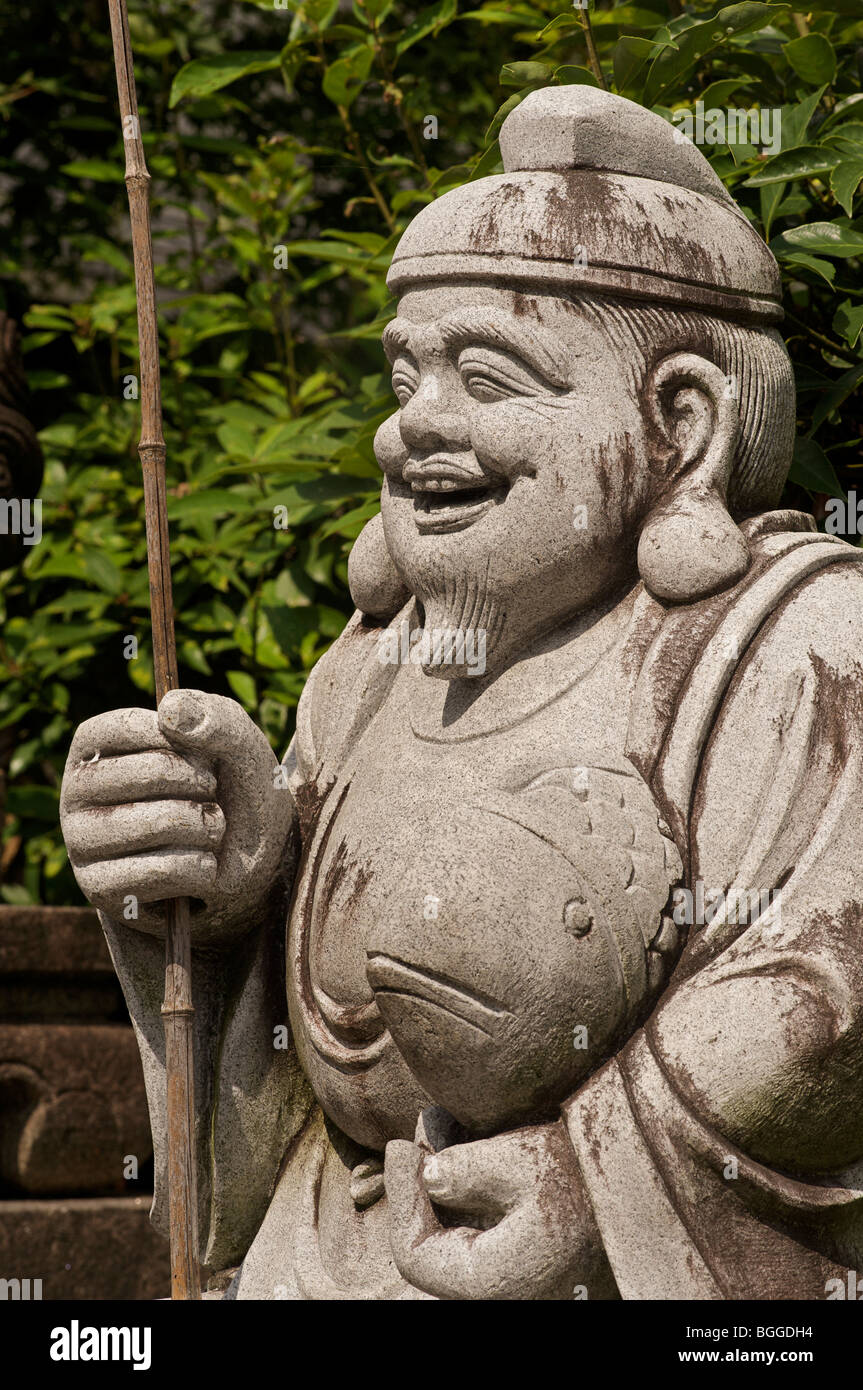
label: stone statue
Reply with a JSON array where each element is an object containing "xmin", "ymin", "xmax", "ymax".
[{"xmin": 60, "ymin": 88, "xmax": 863, "ymax": 1300}]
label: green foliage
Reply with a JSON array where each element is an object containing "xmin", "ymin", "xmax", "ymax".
[{"xmin": 1, "ymin": 0, "xmax": 862, "ymax": 903}]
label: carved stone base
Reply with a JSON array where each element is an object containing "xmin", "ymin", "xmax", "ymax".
[
  {"xmin": 0, "ymin": 906, "xmax": 166, "ymax": 1299},
  {"xmin": 0, "ymin": 1197, "xmax": 169, "ymax": 1300}
]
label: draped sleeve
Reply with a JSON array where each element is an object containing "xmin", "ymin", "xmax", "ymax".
[{"xmin": 563, "ymin": 554, "xmax": 863, "ymax": 1299}]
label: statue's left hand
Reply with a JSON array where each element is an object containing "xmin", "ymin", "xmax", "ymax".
[{"xmin": 385, "ymin": 1119, "xmax": 612, "ymax": 1300}]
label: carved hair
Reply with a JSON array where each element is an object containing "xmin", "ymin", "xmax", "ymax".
[{"xmin": 571, "ymin": 292, "xmax": 795, "ymax": 515}]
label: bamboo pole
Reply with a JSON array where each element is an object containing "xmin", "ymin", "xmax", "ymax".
[{"xmin": 107, "ymin": 0, "xmax": 201, "ymax": 1301}]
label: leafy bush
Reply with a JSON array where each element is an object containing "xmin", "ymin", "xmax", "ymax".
[{"xmin": 1, "ymin": 0, "xmax": 861, "ymax": 903}]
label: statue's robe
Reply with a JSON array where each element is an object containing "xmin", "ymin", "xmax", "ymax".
[{"xmin": 102, "ymin": 513, "xmax": 863, "ymax": 1298}]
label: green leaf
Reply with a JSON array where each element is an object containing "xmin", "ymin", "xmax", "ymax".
[
  {"xmin": 26, "ymin": 370, "xmax": 69, "ymax": 391},
  {"xmin": 553, "ymin": 65, "xmax": 600, "ymax": 88},
  {"xmin": 179, "ymin": 639, "xmax": 213, "ymax": 677},
  {"xmin": 7, "ymin": 786, "xmax": 60, "ymax": 821},
  {"xmin": 801, "ymin": 0, "xmax": 863, "ymax": 10},
  {"xmin": 485, "ymin": 91, "xmax": 531, "ymax": 146},
  {"xmin": 699, "ymin": 78, "xmax": 750, "ymax": 109},
  {"xmin": 394, "ymin": 0, "xmax": 458, "ymax": 57},
  {"xmin": 169, "ymin": 52, "xmax": 282, "ymax": 108},
  {"xmin": 169, "ymin": 490, "xmax": 251, "ymax": 521},
  {"xmin": 779, "ymin": 251, "xmax": 835, "ymax": 285},
  {"xmin": 1, "ymin": 885, "xmax": 36, "ymax": 906},
  {"xmin": 358, "ymin": 0, "xmax": 395, "ymax": 22},
  {"xmin": 539, "ymin": 5, "xmax": 662, "ymax": 37},
  {"xmin": 642, "ymin": 3, "xmax": 789, "ymax": 108},
  {"xmin": 759, "ymin": 181, "xmax": 787, "ymax": 239},
  {"xmin": 833, "ymin": 300, "xmax": 863, "ymax": 349},
  {"xmin": 59, "ymin": 160, "xmax": 120, "ymax": 182},
  {"xmin": 286, "ymin": 238, "xmax": 373, "ymax": 265},
  {"xmin": 290, "ymin": 0, "xmax": 340, "ymax": 34},
  {"xmin": 783, "ymin": 33, "xmax": 836, "ymax": 88},
  {"xmin": 822, "ymin": 129, "xmax": 863, "ymax": 161},
  {"xmin": 318, "ymin": 499, "xmax": 380, "ymax": 539},
  {"xmin": 772, "ymin": 221, "xmax": 863, "ymax": 258},
  {"xmin": 612, "ymin": 36, "xmax": 660, "ymax": 96},
  {"xmin": 216, "ymin": 421, "xmax": 258, "ymax": 458},
  {"xmin": 778, "ymin": 87, "xmax": 826, "ymax": 152},
  {"xmin": 744, "ymin": 146, "xmax": 838, "ymax": 186},
  {"xmin": 500, "ymin": 61, "xmax": 552, "ymax": 88},
  {"xmin": 536, "ymin": 12, "xmax": 580, "ymax": 38},
  {"xmin": 831, "ymin": 160, "xmax": 863, "ymax": 218},
  {"xmin": 590, "ymin": 6, "xmax": 665, "ymax": 28},
  {"xmin": 789, "ymin": 438, "xmax": 841, "ymax": 495},
  {"xmin": 81, "ymin": 550, "xmax": 123, "ymax": 595},
  {"xmin": 459, "ymin": 4, "xmax": 545, "ymax": 22},
  {"xmin": 468, "ymin": 141, "xmax": 503, "ymax": 181},
  {"xmin": 809, "ymin": 362, "xmax": 863, "ymax": 434},
  {"xmin": 226, "ymin": 670, "xmax": 257, "ymax": 708},
  {"xmin": 322, "ymin": 45, "xmax": 374, "ymax": 108}
]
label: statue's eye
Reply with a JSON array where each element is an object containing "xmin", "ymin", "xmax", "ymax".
[
  {"xmin": 391, "ymin": 356, "xmax": 419, "ymax": 406},
  {"xmin": 461, "ymin": 372, "xmax": 510, "ymax": 403},
  {"xmin": 458, "ymin": 347, "xmax": 550, "ymax": 402}
]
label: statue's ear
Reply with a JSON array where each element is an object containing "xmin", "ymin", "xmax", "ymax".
[
  {"xmin": 348, "ymin": 511, "xmax": 410, "ymax": 620},
  {"xmin": 637, "ymin": 351, "xmax": 751, "ymax": 604}
]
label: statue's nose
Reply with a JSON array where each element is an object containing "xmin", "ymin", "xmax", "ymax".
[{"xmin": 398, "ymin": 378, "xmax": 470, "ymax": 452}]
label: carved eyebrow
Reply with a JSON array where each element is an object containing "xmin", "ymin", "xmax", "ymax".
[
  {"xmin": 382, "ymin": 310, "xmax": 572, "ymax": 391},
  {"xmin": 439, "ymin": 310, "xmax": 571, "ymax": 390},
  {"xmin": 382, "ymin": 320, "xmax": 414, "ymax": 361}
]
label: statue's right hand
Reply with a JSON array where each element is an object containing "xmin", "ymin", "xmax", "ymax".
[{"xmin": 60, "ymin": 691, "xmax": 296, "ymax": 942}]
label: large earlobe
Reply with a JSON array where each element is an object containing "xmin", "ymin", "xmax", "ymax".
[
  {"xmin": 348, "ymin": 510, "xmax": 411, "ymax": 620},
  {"xmin": 637, "ymin": 352, "xmax": 751, "ymax": 605}
]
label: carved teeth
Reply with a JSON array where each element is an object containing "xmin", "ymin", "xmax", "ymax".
[{"xmin": 411, "ymin": 477, "xmax": 480, "ymax": 493}]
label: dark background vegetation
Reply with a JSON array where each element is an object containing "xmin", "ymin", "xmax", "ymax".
[{"xmin": 1, "ymin": 0, "xmax": 861, "ymax": 903}]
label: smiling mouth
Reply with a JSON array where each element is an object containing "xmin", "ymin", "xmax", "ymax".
[{"xmin": 405, "ymin": 466, "xmax": 508, "ymax": 534}]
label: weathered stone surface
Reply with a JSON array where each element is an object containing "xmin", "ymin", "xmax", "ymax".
[
  {"xmin": 0, "ymin": 906, "xmax": 110, "ymax": 974},
  {"xmin": 0, "ymin": 1024, "xmax": 152, "ymax": 1194},
  {"xmin": 0, "ymin": 1197, "xmax": 169, "ymax": 1300},
  {"xmin": 0, "ymin": 906, "xmax": 123, "ymax": 1020},
  {"xmin": 0, "ymin": 907, "xmax": 153, "ymax": 1197},
  {"xmin": 61, "ymin": 86, "xmax": 863, "ymax": 1300}
]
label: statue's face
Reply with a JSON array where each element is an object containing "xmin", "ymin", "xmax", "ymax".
[{"xmin": 374, "ymin": 283, "xmax": 652, "ymax": 679}]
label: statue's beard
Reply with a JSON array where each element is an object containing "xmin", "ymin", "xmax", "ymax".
[{"xmin": 411, "ymin": 552, "xmax": 508, "ymax": 680}]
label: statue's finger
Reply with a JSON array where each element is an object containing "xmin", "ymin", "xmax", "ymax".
[
  {"xmin": 61, "ymin": 750, "xmax": 217, "ymax": 811},
  {"xmin": 158, "ymin": 691, "xmax": 281, "ymax": 837},
  {"xmin": 422, "ymin": 1150, "xmax": 504, "ymax": 1214},
  {"xmin": 421, "ymin": 1132, "xmax": 536, "ymax": 1215},
  {"xmin": 67, "ymin": 708, "xmax": 169, "ymax": 765},
  {"xmin": 384, "ymin": 1140, "xmax": 441, "ymax": 1255},
  {"xmin": 72, "ymin": 849, "xmax": 217, "ymax": 913},
  {"xmin": 158, "ymin": 689, "xmax": 272, "ymax": 766},
  {"xmin": 65, "ymin": 800, "xmax": 225, "ymax": 865},
  {"xmin": 385, "ymin": 1139, "xmax": 534, "ymax": 1299}
]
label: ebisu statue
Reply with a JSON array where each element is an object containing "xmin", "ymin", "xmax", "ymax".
[{"xmin": 61, "ymin": 88, "xmax": 863, "ymax": 1300}]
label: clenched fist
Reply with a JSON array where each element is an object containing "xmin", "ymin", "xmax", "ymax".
[{"xmin": 60, "ymin": 689, "xmax": 296, "ymax": 942}]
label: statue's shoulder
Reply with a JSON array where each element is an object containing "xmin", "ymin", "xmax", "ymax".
[
  {"xmin": 627, "ymin": 514, "xmax": 863, "ymax": 854},
  {"xmin": 631, "ymin": 514, "xmax": 863, "ymax": 744},
  {"xmin": 723, "ymin": 515, "xmax": 863, "ymax": 685},
  {"xmin": 754, "ymin": 534, "xmax": 863, "ymax": 672}
]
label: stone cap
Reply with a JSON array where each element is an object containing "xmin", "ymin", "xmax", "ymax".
[
  {"xmin": 500, "ymin": 86, "xmax": 739, "ymax": 205},
  {"xmin": 387, "ymin": 87, "xmax": 782, "ymax": 323}
]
